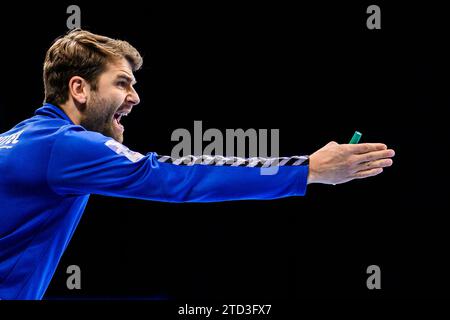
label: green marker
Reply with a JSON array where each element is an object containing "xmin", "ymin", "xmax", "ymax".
[{"xmin": 349, "ymin": 131, "xmax": 362, "ymax": 144}]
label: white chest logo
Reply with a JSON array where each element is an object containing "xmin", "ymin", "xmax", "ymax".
[{"xmin": 0, "ymin": 130, "xmax": 25, "ymax": 149}]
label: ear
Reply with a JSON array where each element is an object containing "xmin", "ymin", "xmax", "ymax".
[{"xmin": 68, "ymin": 76, "xmax": 90, "ymax": 105}]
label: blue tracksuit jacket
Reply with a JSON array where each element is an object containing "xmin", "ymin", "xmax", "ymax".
[{"xmin": 0, "ymin": 103, "xmax": 309, "ymax": 299}]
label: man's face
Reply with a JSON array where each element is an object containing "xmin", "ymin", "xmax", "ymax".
[{"xmin": 80, "ymin": 58, "xmax": 140, "ymax": 143}]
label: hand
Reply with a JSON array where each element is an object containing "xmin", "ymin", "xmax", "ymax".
[{"xmin": 307, "ymin": 141, "xmax": 395, "ymax": 185}]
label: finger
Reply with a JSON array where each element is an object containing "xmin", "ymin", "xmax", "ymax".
[
  {"xmin": 352, "ymin": 168, "xmax": 384, "ymax": 179},
  {"xmin": 355, "ymin": 158, "xmax": 393, "ymax": 172},
  {"xmin": 348, "ymin": 143, "xmax": 387, "ymax": 154},
  {"xmin": 355, "ymin": 149, "xmax": 395, "ymax": 163}
]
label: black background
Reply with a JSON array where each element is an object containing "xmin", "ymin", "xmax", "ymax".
[{"xmin": 0, "ymin": 1, "xmax": 449, "ymax": 302}]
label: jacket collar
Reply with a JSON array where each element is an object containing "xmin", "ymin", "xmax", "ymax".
[{"xmin": 34, "ymin": 103, "xmax": 75, "ymax": 125}]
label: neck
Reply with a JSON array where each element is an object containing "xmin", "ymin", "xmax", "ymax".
[{"xmin": 58, "ymin": 101, "xmax": 82, "ymax": 125}]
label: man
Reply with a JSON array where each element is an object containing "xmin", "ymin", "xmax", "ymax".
[{"xmin": 0, "ymin": 29, "xmax": 395, "ymax": 300}]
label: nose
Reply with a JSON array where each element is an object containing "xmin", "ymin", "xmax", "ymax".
[{"xmin": 127, "ymin": 86, "xmax": 140, "ymax": 106}]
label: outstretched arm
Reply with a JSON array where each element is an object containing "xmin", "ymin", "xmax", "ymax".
[
  {"xmin": 47, "ymin": 127, "xmax": 310, "ymax": 202},
  {"xmin": 47, "ymin": 128, "xmax": 395, "ymax": 202}
]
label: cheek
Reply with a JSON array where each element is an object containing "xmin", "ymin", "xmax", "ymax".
[
  {"xmin": 114, "ymin": 90, "xmax": 128, "ymax": 103},
  {"xmin": 103, "ymin": 89, "xmax": 126, "ymax": 107}
]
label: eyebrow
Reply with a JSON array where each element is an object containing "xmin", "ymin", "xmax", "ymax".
[{"xmin": 116, "ymin": 74, "xmax": 137, "ymax": 85}]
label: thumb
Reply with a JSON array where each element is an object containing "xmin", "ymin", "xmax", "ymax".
[{"xmin": 325, "ymin": 141, "xmax": 339, "ymax": 147}]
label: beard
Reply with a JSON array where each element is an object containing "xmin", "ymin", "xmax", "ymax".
[{"xmin": 80, "ymin": 93, "xmax": 124, "ymax": 143}]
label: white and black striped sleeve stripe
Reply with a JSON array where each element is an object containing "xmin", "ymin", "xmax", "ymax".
[{"xmin": 156, "ymin": 154, "xmax": 309, "ymax": 168}]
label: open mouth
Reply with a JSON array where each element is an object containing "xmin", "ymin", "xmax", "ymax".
[{"xmin": 113, "ymin": 111, "xmax": 130, "ymax": 132}]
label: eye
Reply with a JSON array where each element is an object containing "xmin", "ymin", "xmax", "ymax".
[{"xmin": 117, "ymin": 79, "xmax": 130, "ymax": 89}]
